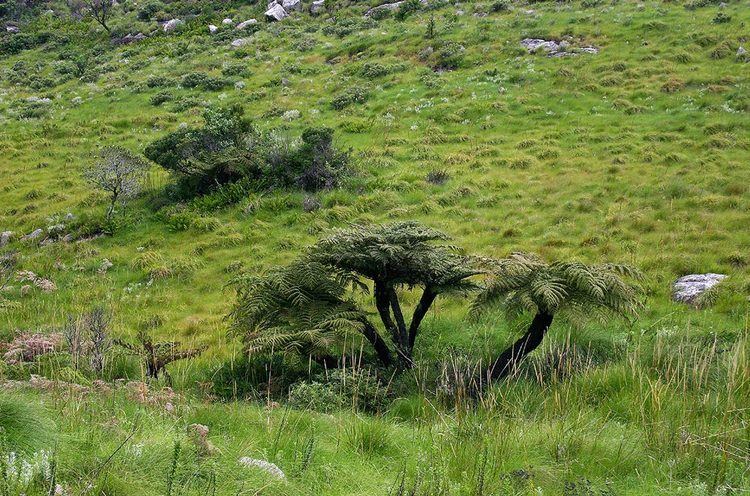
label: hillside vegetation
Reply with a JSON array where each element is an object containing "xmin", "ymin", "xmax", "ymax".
[{"xmin": 0, "ymin": 0, "xmax": 749, "ymax": 494}]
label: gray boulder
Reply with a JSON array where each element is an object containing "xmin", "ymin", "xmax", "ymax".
[
  {"xmin": 222, "ymin": 18, "xmax": 234, "ymax": 25},
  {"xmin": 6, "ymin": 25, "xmax": 19, "ymax": 33},
  {"xmin": 282, "ymin": 0, "xmax": 302, "ymax": 12},
  {"xmin": 163, "ymin": 19, "xmax": 183, "ymax": 32},
  {"xmin": 231, "ymin": 38, "xmax": 252, "ymax": 48},
  {"xmin": 310, "ymin": 0, "xmax": 325, "ymax": 14},
  {"xmin": 265, "ymin": 3, "xmax": 288, "ymax": 21},
  {"xmin": 673, "ymin": 274, "xmax": 727, "ymax": 305},
  {"xmin": 365, "ymin": 1, "xmax": 403, "ymax": 17},
  {"xmin": 236, "ymin": 19, "xmax": 258, "ymax": 29},
  {"xmin": 521, "ymin": 38, "xmax": 598, "ymax": 57},
  {"xmin": 0, "ymin": 231, "xmax": 13, "ymax": 246},
  {"xmin": 208, "ymin": 24, "xmax": 218, "ymax": 34},
  {"xmin": 22, "ymin": 228, "xmax": 43, "ymax": 242}
]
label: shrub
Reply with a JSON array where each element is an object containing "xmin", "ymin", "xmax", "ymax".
[
  {"xmin": 181, "ymin": 72, "xmax": 230, "ymax": 91},
  {"xmin": 490, "ymin": 0, "xmax": 511, "ymax": 12},
  {"xmin": 331, "ymin": 86, "xmax": 369, "ymax": 110},
  {"xmin": 150, "ymin": 91, "xmax": 172, "ymax": 106},
  {"xmin": 395, "ymin": 0, "xmax": 421, "ymax": 20},
  {"xmin": 289, "ymin": 369, "xmax": 389, "ymax": 412},
  {"xmin": 145, "ymin": 107, "xmax": 351, "ymax": 197},
  {"xmin": 137, "ymin": 0, "xmax": 164, "ymax": 20}
]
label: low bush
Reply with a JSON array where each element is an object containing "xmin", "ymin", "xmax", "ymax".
[
  {"xmin": 331, "ymin": 86, "xmax": 369, "ymax": 110},
  {"xmin": 145, "ymin": 106, "xmax": 351, "ymax": 198}
]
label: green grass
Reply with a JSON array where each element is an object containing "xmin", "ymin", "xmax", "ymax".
[{"xmin": 1, "ymin": 0, "xmax": 749, "ymax": 494}]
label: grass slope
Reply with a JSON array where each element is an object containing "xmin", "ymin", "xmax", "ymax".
[{"xmin": 0, "ymin": 0, "xmax": 749, "ymax": 494}]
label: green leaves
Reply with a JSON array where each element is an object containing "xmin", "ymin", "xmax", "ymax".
[{"xmin": 472, "ymin": 252, "xmax": 644, "ymax": 322}]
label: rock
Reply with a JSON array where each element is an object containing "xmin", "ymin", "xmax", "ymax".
[
  {"xmin": 6, "ymin": 25, "xmax": 20, "ymax": 33},
  {"xmin": 114, "ymin": 32, "xmax": 146, "ymax": 45},
  {"xmin": 163, "ymin": 19, "xmax": 183, "ymax": 32},
  {"xmin": 737, "ymin": 46, "xmax": 748, "ymax": 61},
  {"xmin": 310, "ymin": 0, "xmax": 325, "ymax": 15},
  {"xmin": 238, "ymin": 458, "xmax": 286, "ymax": 480},
  {"xmin": 673, "ymin": 274, "xmax": 727, "ymax": 305},
  {"xmin": 521, "ymin": 38, "xmax": 598, "ymax": 57},
  {"xmin": 365, "ymin": 1, "xmax": 403, "ymax": 17},
  {"xmin": 208, "ymin": 24, "xmax": 218, "ymax": 34},
  {"xmin": 265, "ymin": 3, "xmax": 288, "ymax": 21},
  {"xmin": 222, "ymin": 18, "xmax": 234, "ymax": 25},
  {"xmin": 22, "ymin": 228, "xmax": 43, "ymax": 242},
  {"xmin": 0, "ymin": 231, "xmax": 12, "ymax": 246},
  {"xmin": 231, "ymin": 38, "xmax": 252, "ymax": 48},
  {"xmin": 282, "ymin": 0, "xmax": 302, "ymax": 12},
  {"xmin": 98, "ymin": 259, "xmax": 113, "ymax": 274},
  {"xmin": 236, "ymin": 19, "xmax": 258, "ymax": 30}
]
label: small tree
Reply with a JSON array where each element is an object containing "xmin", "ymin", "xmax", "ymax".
[
  {"xmin": 85, "ymin": 0, "xmax": 112, "ymax": 32},
  {"xmin": 116, "ymin": 330, "xmax": 205, "ymax": 381},
  {"xmin": 83, "ymin": 146, "xmax": 149, "ymax": 221},
  {"xmin": 471, "ymin": 253, "xmax": 643, "ymax": 382},
  {"xmin": 230, "ymin": 222, "xmax": 482, "ymax": 369}
]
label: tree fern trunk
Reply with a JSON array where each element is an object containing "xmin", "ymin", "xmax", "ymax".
[{"xmin": 488, "ymin": 312, "xmax": 553, "ymax": 381}]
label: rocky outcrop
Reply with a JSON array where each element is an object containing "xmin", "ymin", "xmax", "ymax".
[
  {"xmin": 310, "ymin": 0, "xmax": 325, "ymax": 15},
  {"xmin": 0, "ymin": 231, "xmax": 12, "ymax": 247},
  {"xmin": 163, "ymin": 19, "xmax": 183, "ymax": 32},
  {"xmin": 114, "ymin": 32, "xmax": 146, "ymax": 45},
  {"xmin": 265, "ymin": 2, "xmax": 288, "ymax": 21},
  {"xmin": 236, "ymin": 19, "xmax": 258, "ymax": 29},
  {"xmin": 673, "ymin": 274, "xmax": 727, "ymax": 305},
  {"xmin": 521, "ymin": 38, "xmax": 598, "ymax": 57},
  {"xmin": 231, "ymin": 38, "xmax": 252, "ymax": 48}
]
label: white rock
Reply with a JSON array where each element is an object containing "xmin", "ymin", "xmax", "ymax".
[
  {"xmin": 282, "ymin": 0, "xmax": 301, "ymax": 12},
  {"xmin": 673, "ymin": 274, "xmax": 727, "ymax": 305},
  {"xmin": 6, "ymin": 25, "xmax": 20, "ymax": 33},
  {"xmin": 222, "ymin": 18, "xmax": 234, "ymax": 25},
  {"xmin": 310, "ymin": 0, "xmax": 325, "ymax": 14},
  {"xmin": 208, "ymin": 24, "xmax": 218, "ymax": 33},
  {"xmin": 236, "ymin": 19, "xmax": 258, "ymax": 29},
  {"xmin": 231, "ymin": 38, "xmax": 252, "ymax": 48},
  {"xmin": 22, "ymin": 228, "xmax": 44, "ymax": 241},
  {"xmin": 238, "ymin": 458, "xmax": 286, "ymax": 480},
  {"xmin": 265, "ymin": 3, "xmax": 288, "ymax": 21},
  {"xmin": 163, "ymin": 19, "xmax": 183, "ymax": 32},
  {"xmin": 0, "ymin": 231, "xmax": 13, "ymax": 246}
]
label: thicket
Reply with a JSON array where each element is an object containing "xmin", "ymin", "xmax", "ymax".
[{"xmin": 145, "ymin": 106, "xmax": 351, "ymax": 198}]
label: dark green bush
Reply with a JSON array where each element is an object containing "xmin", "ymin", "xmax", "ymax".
[
  {"xmin": 288, "ymin": 369, "xmax": 389, "ymax": 413},
  {"xmin": 150, "ymin": 91, "xmax": 173, "ymax": 106},
  {"xmin": 181, "ymin": 72, "xmax": 231, "ymax": 90},
  {"xmin": 331, "ymin": 86, "xmax": 369, "ymax": 110}
]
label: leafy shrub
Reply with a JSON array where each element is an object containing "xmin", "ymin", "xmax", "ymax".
[
  {"xmin": 181, "ymin": 72, "xmax": 230, "ymax": 90},
  {"xmin": 359, "ymin": 62, "xmax": 391, "ymax": 79},
  {"xmin": 395, "ymin": 0, "xmax": 421, "ymax": 21},
  {"xmin": 145, "ymin": 106, "xmax": 351, "ymax": 197},
  {"xmin": 288, "ymin": 369, "xmax": 389, "ymax": 412},
  {"xmin": 150, "ymin": 91, "xmax": 173, "ymax": 106},
  {"xmin": 331, "ymin": 86, "xmax": 369, "ymax": 110},
  {"xmin": 490, "ymin": 0, "xmax": 511, "ymax": 12},
  {"xmin": 137, "ymin": 0, "xmax": 165, "ymax": 20},
  {"xmin": 146, "ymin": 75, "xmax": 174, "ymax": 88}
]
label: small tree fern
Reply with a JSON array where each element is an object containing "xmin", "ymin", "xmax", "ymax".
[
  {"xmin": 229, "ymin": 260, "xmax": 392, "ymax": 366},
  {"xmin": 230, "ymin": 222, "xmax": 482, "ymax": 368},
  {"xmin": 471, "ymin": 252, "xmax": 643, "ymax": 382}
]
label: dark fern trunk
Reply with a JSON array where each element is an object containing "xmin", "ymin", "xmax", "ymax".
[
  {"xmin": 360, "ymin": 319, "xmax": 393, "ymax": 367},
  {"xmin": 487, "ymin": 312, "xmax": 553, "ymax": 381}
]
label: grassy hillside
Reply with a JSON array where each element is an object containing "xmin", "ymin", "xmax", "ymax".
[{"xmin": 1, "ymin": 0, "xmax": 749, "ymax": 494}]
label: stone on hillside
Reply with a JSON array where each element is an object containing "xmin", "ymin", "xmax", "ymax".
[
  {"xmin": 114, "ymin": 32, "xmax": 146, "ymax": 45},
  {"xmin": 208, "ymin": 24, "xmax": 218, "ymax": 34},
  {"xmin": 236, "ymin": 19, "xmax": 258, "ymax": 30},
  {"xmin": 163, "ymin": 19, "xmax": 183, "ymax": 32},
  {"xmin": 231, "ymin": 38, "xmax": 252, "ymax": 48},
  {"xmin": 265, "ymin": 3, "xmax": 288, "ymax": 21},
  {"xmin": 673, "ymin": 274, "xmax": 727, "ymax": 305},
  {"xmin": 238, "ymin": 458, "xmax": 286, "ymax": 480},
  {"xmin": 737, "ymin": 46, "xmax": 748, "ymax": 61},
  {"xmin": 282, "ymin": 0, "xmax": 302, "ymax": 12},
  {"xmin": 521, "ymin": 38, "xmax": 597, "ymax": 57},
  {"xmin": 365, "ymin": 1, "xmax": 403, "ymax": 17},
  {"xmin": 22, "ymin": 228, "xmax": 43, "ymax": 241},
  {"xmin": 222, "ymin": 18, "xmax": 234, "ymax": 25},
  {"xmin": 6, "ymin": 25, "xmax": 20, "ymax": 33},
  {"xmin": 0, "ymin": 231, "xmax": 12, "ymax": 246},
  {"xmin": 310, "ymin": 0, "xmax": 325, "ymax": 15}
]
